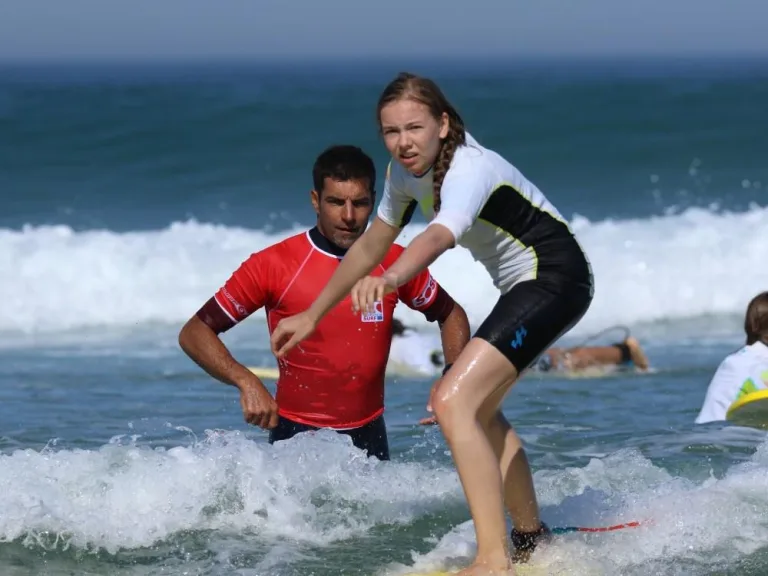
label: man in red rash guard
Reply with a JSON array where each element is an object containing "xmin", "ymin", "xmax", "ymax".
[{"xmin": 179, "ymin": 145, "xmax": 470, "ymax": 460}]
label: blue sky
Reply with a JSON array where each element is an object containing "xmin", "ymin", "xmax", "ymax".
[{"xmin": 0, "ymin": 0, "xmax": 764, "ymax": 61}]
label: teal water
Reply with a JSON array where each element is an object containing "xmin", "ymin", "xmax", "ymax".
[{"xmin": 1, "ymin": 58, "xmax": 768, "ymax": 575}]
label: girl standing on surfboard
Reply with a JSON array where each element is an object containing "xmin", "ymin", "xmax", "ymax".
[{"xmin": 271, "ymin": 72, "xmax": 594, "ymax": 576}]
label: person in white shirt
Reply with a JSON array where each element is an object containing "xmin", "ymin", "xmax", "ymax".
[
  {"xmin": 271, "ymin": 72, "xmax": 594, "ymax": 575},
  {"xmin": 696, "ymin": 291, "xmax": 768, "ymax": 424}
]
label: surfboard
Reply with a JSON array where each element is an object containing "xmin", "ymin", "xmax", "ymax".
[
  {"xmin": 247, "ymin": 364, "xmax": 638, "ymax": 382},
  {"xmin": 529, "ymin": 365, "xmax": 617, "ymax": 379},
  {"xmin": 726, "ymin": 389, "xmax": 768, "ymax": 429},
  {"xmin": 402, "ymin": 563, "xmax": 600, "ymax": 576},
  {"xmin": 400, "ymin": 521, "xmax": 637, "ymax": 575},
  {"xmin": 247, "ymin": 366, "xmax": 280, "ymax": 380},
  {"xmin": 404, "ymin": 568, "xmax": 544, "ymax": 576},
  {"xmin": 247, "ymin": 362, "xmax": 439, "ymax": 381}
]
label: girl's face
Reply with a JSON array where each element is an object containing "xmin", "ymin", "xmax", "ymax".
[{"xmin": 379, "ymin": 98, "xmax": 448, "ymax": 176}]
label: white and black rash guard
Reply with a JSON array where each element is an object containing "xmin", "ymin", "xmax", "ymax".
[{"xmin": 377, "ymin": 132, "xmax": 592, "ymax": 295}]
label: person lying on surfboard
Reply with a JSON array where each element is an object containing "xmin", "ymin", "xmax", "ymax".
[
  {"xmin": 269, "ymin": 72, "xmax": 594, "ymax": 574},
  {"xmin": 178, "ymin": 144, "xmax": 470, "ymax": 461},
  {"xmin": 532, "ymin": 334, "xmax": 649, "ymax": 374},
  {"xmin": 396, "ymin": 318, "xmax": 650, "ymax": 376},
  {"xmin": 696, "ymin": 291, "xmax": 768, "ymax": 424}
]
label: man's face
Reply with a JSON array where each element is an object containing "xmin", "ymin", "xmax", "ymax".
[{"xmin": 311, "ymin": 177, "xmax": 374, "ymax": 249}]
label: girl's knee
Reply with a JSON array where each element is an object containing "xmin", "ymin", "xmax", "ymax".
[
  {"xmin": 433, "ymin": 388, "xmax": 487, "ymax": 436},
  {"xmin": 431, "ymin": 391, "xmax": 453, "ymax": 422},
  {"xmin": 432, "ymin": 388, "xmax": 470, "ymax": 428}
]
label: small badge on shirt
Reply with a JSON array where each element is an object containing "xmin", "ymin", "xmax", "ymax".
[{"xmin": 361, "ymin": 301, "xmax": 384, "ymax": 323}]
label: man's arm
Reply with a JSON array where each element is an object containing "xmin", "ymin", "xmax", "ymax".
[
  {"xmin": 436, "ymin": 300, "xmax": 471, "ymax": 369},
  {"xmin": 179, "ymin": 313, "xmax": 278, "ymax": 430},
  {"xmin": 397, "ymin": 269, "xmax": 470, "ymax": 425},
  {"xmin": 178, "ymin": 254, "xmax": 279, "ymax": 429},
  {"xmin": 179, "ymin": 254, "xmax": 265, "ymax": 387},
  {"xmin": 179, "ymin": 312, "xmax": 260, "ymax": 391},
  {"xmin": 396, "ymin": 262, "xmax": 470, "ymax": 369}
]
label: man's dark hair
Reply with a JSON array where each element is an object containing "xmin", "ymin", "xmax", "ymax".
[{"xmin": 312, "ymin": 145, "xmax": 376, "ymax": 197}]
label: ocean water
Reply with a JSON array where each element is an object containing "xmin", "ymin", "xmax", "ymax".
[{"xmin": 1, "ymin": 57, "xmax": 768, "ymax": 576}]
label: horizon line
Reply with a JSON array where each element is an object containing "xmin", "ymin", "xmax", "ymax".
[{"xmin": 1, "ymin": 52, "xmax": 768, "ymax": 65}]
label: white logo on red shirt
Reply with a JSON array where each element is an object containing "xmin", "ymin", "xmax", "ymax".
[
  {"xmin": 361, "ymin": 300, "xmax": 384, "ymax": 323},
  {"xmin": 412, "ymin": 275, "xmax": 437, "ymax": 309},
  {"xmin": 222, "ymin": 287, "xmax": 247, "ymax": 317}
]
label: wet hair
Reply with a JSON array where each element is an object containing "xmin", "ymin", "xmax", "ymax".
[
  {"xmin": 312, "ymin": 145, "xmax": 376, "ymax": 198},
  {"xmin": 745, "ymin": 291, "xmax": 768, "ymax": 345},
  {"xmin": 376, "ymin": 72, "xmax": 466, "ymax": 213}
]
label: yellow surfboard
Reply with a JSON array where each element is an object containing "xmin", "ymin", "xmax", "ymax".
[
  {"xmin": 247, "ymin": 366, "xmax": 280, "ymax": 380},
  {"xmin": 247, "ymin": 364, "xmax": 628, "ymax": 382},
  {"xmin": 726, "ymin": 389, "xmax": 768, "ymax": 429},
  {"xmin": 404, "ymin": 569, "xmax": 543, "ymax": 576},
  {"xmin": 402, "ymin": 564, "xmax": 599, "ymax": 576},
  {"xmin": 247, "ymin": 363, "xmax": 438, "ymax": 381}
]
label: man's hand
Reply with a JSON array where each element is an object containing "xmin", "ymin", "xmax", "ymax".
[
  {"xmin": 419, "ymin": 376, "xmax": 443, "ymax": 426},
  {"xmin": 238, "ymin": 380, "xmax": 279, "ymax": 429}
]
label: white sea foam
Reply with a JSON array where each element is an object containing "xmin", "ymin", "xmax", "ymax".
[{"xmin": 1, "ymin": 205, "xmax": 765, "ymax": 341}]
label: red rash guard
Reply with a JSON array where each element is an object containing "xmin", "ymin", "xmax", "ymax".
[{"xmin": 196, "ymin": 226, "xmax": 455, "ymax": 429}]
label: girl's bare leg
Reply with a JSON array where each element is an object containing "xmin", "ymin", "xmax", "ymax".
[{"xmin": 432, "ymin": 338, "xmax": 538, "ymax": 575}]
